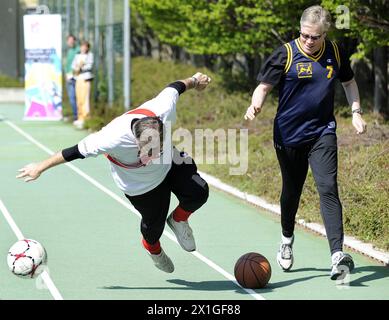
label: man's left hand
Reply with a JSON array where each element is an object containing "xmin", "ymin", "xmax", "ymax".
[
  {"xmin": 352, "ymin": 113, "xmax": 367, "ymax": 134},
  {"xmin": 192, "ymin": 72, "xmax": 211, "ymax": 91}
]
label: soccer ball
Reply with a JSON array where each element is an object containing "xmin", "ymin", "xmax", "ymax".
[{"xmin": 7, "ymin": 239, "xmax": 47, "ymax": 279}]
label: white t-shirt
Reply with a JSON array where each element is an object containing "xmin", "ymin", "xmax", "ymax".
[
  {"xmin": 72, "ymin": 52, "xmax": 94, "ymax": 80},
  {"xmin": 77, "ymin": 87, "xmax": 178, "ymax": 196}
]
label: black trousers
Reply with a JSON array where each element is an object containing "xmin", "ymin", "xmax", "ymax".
[
  {"xmin": 125, "ymin": 151, "xmax": 209, "ymax": 245},
  {"xmin": 275, "ymin": 134, "xmax": 343, "ymax": 255}
]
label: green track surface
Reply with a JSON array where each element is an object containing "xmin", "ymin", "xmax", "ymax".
[{"xmin": 1, "ymin": 103, "xmax": 388, "ymax": 300}]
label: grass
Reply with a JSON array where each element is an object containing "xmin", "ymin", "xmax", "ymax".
[
  {"xmin": 71, "ymin": 56, "xmax": 389, "ymax": 252},
  {"xmin": 0, "ymin": 74, "xmax": 24, "ymax": 88}
]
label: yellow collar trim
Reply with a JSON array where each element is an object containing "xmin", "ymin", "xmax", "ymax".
[{"xmin": 295, "ymin": 38, "xmax": 325, "ymax": 62}]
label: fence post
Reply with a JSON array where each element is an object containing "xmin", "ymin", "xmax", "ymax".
[
  {"xmin": 106, "ymin": 0, "xmax": 114, "ymax": 107},
  {"xmin": 66, "ymin": 0, "xmax": 70, "ymax": 36},
  {"xmin": 94, "ymin": 0, "xmax": 100, "ymax": 103},
  {"xmin": 123, "ymin": 0, "xmax": 130, "ymax": 110},
  {"xmin": 74, "ymin": 0, "xmax": 79, "ymax": 38},
  {"xmin": 56, "ymin": 0, "xmax": 61, "ymax": 13},
  {"xmin": 84, "ymin": 0, "xmax": 89, "ymax": 41}
]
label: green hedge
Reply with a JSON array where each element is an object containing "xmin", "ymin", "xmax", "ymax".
[{"xmin": 0, "ymin": 74, "xmax": 24, "ymax": 88}]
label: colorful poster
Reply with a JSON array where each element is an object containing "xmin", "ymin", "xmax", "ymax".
[{"xmin": 23, "ymin": 14, "xmax": 62, "ymax": 120}]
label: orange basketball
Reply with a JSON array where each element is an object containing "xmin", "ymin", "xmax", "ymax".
[{"xmin": 234, "ymin": 252, "xmax": 271, "ymax": 289}]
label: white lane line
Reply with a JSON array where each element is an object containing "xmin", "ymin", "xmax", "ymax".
[
  {"xmin": 0, "ymin": 199, "xmax": 24, "ymax": 240},
  {"xmin": 0, "ymin": 198, "xmax": 64, "ymax": 300},
  {"xmin": 5, "ymin": 119, "xmax": 265, "ymax": 300}
]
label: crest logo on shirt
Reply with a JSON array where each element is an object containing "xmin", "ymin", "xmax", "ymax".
[
  {"xmin": 296, "ymin": 62, "xmax": 313, "ymax": 78},
  {"xmin": 328, "ymin": 121, "xmax": 336, "ymax": 129}
]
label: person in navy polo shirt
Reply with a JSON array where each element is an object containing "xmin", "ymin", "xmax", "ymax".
[{"xmin": 244, "ymin": 5, "xmax": 366, "ymax": 280}]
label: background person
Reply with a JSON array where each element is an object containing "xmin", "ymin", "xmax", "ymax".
[
  {"xmin": 64, "ymin": 34, "xmax": 79, "ymax": 121},
  {"xmin": 72, "ymin": 40, "xmax": 94, "ymax": 129}
]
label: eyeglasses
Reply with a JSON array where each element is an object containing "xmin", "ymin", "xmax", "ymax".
[{"xmin": 299, "ymin": 31, "xmax": 323, "ymax": 41}]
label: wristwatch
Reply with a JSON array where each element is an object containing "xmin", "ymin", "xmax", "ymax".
[
  {"xmin": 352, "ymin": 108, "xmax": 363, "ymax": 115},
  {"xmin": 191, "ymin": 76, "xmax": 199, "ymax": 88}
]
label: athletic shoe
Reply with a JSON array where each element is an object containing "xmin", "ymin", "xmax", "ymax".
[
  {"xmin": 148, "ymin": 248, "xmax": 174, "ymax": 273},
  {"xmin": 73, "ymin": 119, "xmax": 84, "ymax": 129},
  {"xmin": 276, "ymin": 236, "xmax": 294, "ymax": 271},
  {"xmin": 330, "ymin": 252, "xmax": 354, "ymax": 280},
  {"xmin": 167, "ymin": 214, "xmax": 196, "ymax": 252}
]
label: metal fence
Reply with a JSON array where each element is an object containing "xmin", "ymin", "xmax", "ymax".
[{"xmin": 36, "ymin": 0, "xmax": 130, "ymax": 110}]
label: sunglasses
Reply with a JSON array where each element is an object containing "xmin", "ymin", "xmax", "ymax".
[{"xmin": 300, "ymin": 31, "xmax": 323, "ymax": 41}]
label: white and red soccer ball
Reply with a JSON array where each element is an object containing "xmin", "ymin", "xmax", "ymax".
[{"xmin": 7, "ymin": 239, "xmax": 47, "ymax": 278}]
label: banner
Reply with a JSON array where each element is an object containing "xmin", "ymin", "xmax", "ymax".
[{"xmin": 23, "ymin": 14, "xmax": 62, "ymax": 120}]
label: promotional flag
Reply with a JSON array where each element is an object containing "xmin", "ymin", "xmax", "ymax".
[{"xmin": 23, "ymin": 14, "xmax": 62, "ymax": 120}]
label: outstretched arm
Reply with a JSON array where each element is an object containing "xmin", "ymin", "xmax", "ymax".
[
  {"xmin": 180, "ymin": 72, "xmax": 211, "ymax": 91},
  {"xmin": 149, "ymin": 72, "xmax": 212, "ymax": 114},
  {"xmin": 16, "ymin": 152, "xmax": 66, "ymax": 182},
  {"xmin": 16, "ymin": 145, "xmax": 85, "ymax": 182},
  {"xmin": 165, "ymin": 72, "xmax": 211, "ymax": 95}
]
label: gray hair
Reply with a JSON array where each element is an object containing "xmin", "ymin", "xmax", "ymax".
[
  {"xmin": 300, "ymin": 5, "xmax": 332, "ymax": 32},
  {"xmin": 132, "ymin": 117, "xmax": 164, "ymax": 155}
]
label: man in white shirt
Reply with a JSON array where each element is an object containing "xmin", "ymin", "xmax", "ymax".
[{"xmin": 17, "ymin": 72, "xmax": 211, "ymax": 273}]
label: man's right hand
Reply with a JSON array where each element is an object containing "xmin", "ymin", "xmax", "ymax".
[
  {"xmin": 244, "ymin": 104, "xmax": 261, "ymax": 120},
  {"xmin": 16, "ymin": 163, "xmax": 42, "ymax": 182},
  {"xmin": 244, "ymin": 82, "xmax": 272, "ymax": 121},
  {"xmin": 16, "ymin": 152, "xmax": 66, "ymax": 183}
]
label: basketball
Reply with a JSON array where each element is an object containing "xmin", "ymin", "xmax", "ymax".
[{"xmin": 234, "ymin": 252, "xmax": 271, "ymax": 289}]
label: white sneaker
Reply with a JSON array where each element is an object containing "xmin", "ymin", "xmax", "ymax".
[
  {"xmin": 330, "ymin": 252, "xmax": 354, "ymax": 280},
  {"xmin": 73, "ymin": 119, "xmax": 84, "ymax": 129},
  {"xmin": 167, "ymin": 214, "xmax": 196, "ymax": 252},
  {"xmin": 148, "ymin": 249, "xmax": 174, "ymax": 273},
  {"xmin": 276, "ymin": 236, "xmax": 294, "ymax": 271}
]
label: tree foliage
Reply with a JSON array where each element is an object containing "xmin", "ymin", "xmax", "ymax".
[
  {"xmin": 132, "ymin": 0, "xmax": 388, "ymax": 59},
  {"xmin": 321, "ymin": 0, "xmax": 389, "ymax": 59},
  {"xmin": 131, "ymin": 0, "xmax": 320, "ymax": 56}
]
